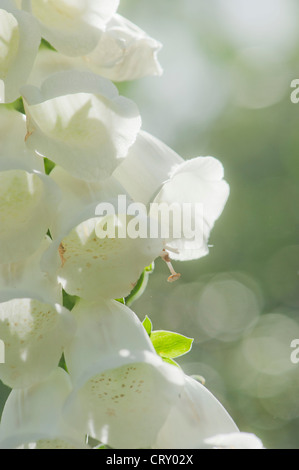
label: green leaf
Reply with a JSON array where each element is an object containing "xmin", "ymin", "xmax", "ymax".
[
  {"xmin": 62, "ymin": 289, "xmax": 79, "ymax": 311},
  {"xmin": 1, "ymin": 96, "xmax": 25, "ymax": 114},
  {"xmin": 115, "ymin": 298, "xmax": 125, "ymax": 304},
  {"xmin": 125, "ymin": 263, "xmax": 154, "ymax": 306},
  {"xmin": 44, "ymin": 157, "xmax": 55, "ymax": 175},
  {"xmin": 12, "ymin": 97, "xmax": 25, "ymax": 114},
  {"xmin": 142, "ymin": 315, "xmax": 153, "ymax": 337},
  {"xmin": 58, "ymin": 353, "xmax": 68, "ymax": 373},
  {"xmin": 40, "ymin": 38, "xmax": 57, "ymax": 51},
  {"xmin": 150, "ymin": 330, "xmax": 193, "ymax": 359},
  {"xmin": 145, "ymin": 262, "xmax": 155, "ymax": 273},
  {"xmin": 46, "ymin": 229, "xmax": 52, "ymax": 240}
]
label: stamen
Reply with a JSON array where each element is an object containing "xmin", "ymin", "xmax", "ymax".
[{"xmin": 160, "ymin": 249, "xmax": 181, "ymax": 282}]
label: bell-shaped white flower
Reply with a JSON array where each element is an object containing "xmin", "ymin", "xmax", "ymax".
[
  {"xmin": 0, "ymin": 297, "xmax": 75, "ymax": 388},
  {"xmin": 22, "ymin": 0, "xmax": 119, "ymax": 56},
  {"xmin": 113, "ymin": 130, "xmax": 183, "ymax": 205},
  {"xmin": 63, "ymin": 298, "xmax": 186, "ymax": 449},
  {"xmin": 151, "ymin": 156, "xmax": 230, "ymax": 261},
  {"xmin": 0, "ymin": 0, "xmax": 40, "ymax": 103},
  {"xmin": 78, "ymin": 14, "xmax": 162, "ymax": 82},
  {"xmin": 0, "ymin": 368, "xmax": 87, "ymax": 448},
  {"xmin": 40, "ymin": 165, "xmax": 162, "ymax": 301},
  {"xmin": 27, "ymin": 17, "xmax": 162, "ymax": 87},
  {"xmin": 52, "ymin": 215, "xmax": 161, "ymax": 300},
  {"xmin": 0, "ymin": 236, "xmax": 61, "ymax": 305},
  {"xmin": 153, "ymin": 375, "xmax": 238, "ymax": 449},
  {"xmin": 0, "ymin": 169, "xmax": 60, "ymax": 264},
  {"xmin": 204, "ymin": 432, "xmax": 264, "ymax": 449},
  {"xmin": 21, "ymin": 70, "xmax": 141, "ymax": 182},
  {"xmin": 0, "ymin": 108, "xmax": 61, "ymax": 264},
  {"xmin": 0, "ymin": 107, "xmax": 43, "ymax": 172},
  {"xmin": 114, "ymin": 130, "xmax": 229, "ymax": 261}
]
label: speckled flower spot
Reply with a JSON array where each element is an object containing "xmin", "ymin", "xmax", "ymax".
[
  {"xmin": 33, "ymin": 439, "xmax": 77, "ymax": 449},
  {"xmin": 83, "ymin": 363, "xmax": 157, "ymax": 414}
]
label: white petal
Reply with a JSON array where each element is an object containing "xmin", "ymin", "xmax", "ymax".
[
  {"xmin": 64, "ymin": 298, "xmax": 158, "ymax": 382},
  {"xmin": 67, "ymin": 356, "xmax": 183, "ymax": 449},
  {"xmin": 47, "ymin": 165, "xmax": 123, "ymax": 239},
  {"xmin": 0, "ymin": 107, "xmax": 43, "ymax": 172},
  {"xmin": 152, "ymin": 157, "xmax": 230, "ymax": 261},
  {"xmin": 45, "ymin": 214, "xmax": 162, "ymax": 301},
  {"xmin": 0, "ymin": 298, "xmax": 75, "ymax": 388},
  {"xmin": 64, "ymin": 299, "xmax": 185, "ymax": 448},
  {"xmin": 24, "ymin": 0, "xmax": 119, "ymax": 56},
  {"xmin": 27, "ymin": 47, "xmax": 84, "ymax": 88},
  {"xmin": 0, "ymin": 368, "xmax": 87, "ymax": 448},
  {"xmin": 27, "ymin": 24, "xmax": 161, "ymax": 85},
  {"xmin": 153, "ymin": 375, "xmax": 238, "ymax": 449},
  {"xmin": 113, "ymin": 130, "xmax": 183, "ymax": 205},
  {"xmin": 22, "ymin": 71, "xmax": 141, "ymax": 182},
  {"xmin": 204, "ymin": 432, "xmax": 264, "ymax": 449},
  {"xmin": 0, "ymin": 169, "xmax": 60, "ymax": 263},
  {"xmin": 38, "ymin": 166, "xmax": 162, "ymax": 300},
  {"xmin": 0, "ymin": 1, "xmax": 40, "ymax": 103},
  {"xmin": 0, "ymin": 235, "xmax": 61, "ymax": 305},
  {"xmin": 114, "ymin": 131, "xmax": 229, "ymax": 261},
  {"xmin": 81, "ymin": 14, "xmax": 162, "ymax": 81}
]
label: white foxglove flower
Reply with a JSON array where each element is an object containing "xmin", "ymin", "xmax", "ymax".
[
  {"xmin": 153, "ymin": 375, "xmax": 238, "ymax": 449},
  {"xmin": 204, "ymin": 432, "xmax": 265, "ymax": 449},
  {"xmin": 0, "ymin": 368, "xmax": 87, "ymax": 449},
  {"xmin": 151, "ymin": 156, "xmax": 230, "ymax": 261},
  {"xmin": 0, "ymin": 107, "xmax": 43, "ymax": 172},
  {"xmin": 40, "ymin": 166, "xmax": 162, "ymax": 301},
  {"xmin": 0, "ymin": 169, "xmax": 60, "ymax": 264},
  {"xmin": 0, "ymin": 298, "xmax": 75, "ymax": 388},
  {"xmin": 0, "ymin": 0, "xmax": 40, "ymax": 103},
  {"xmin": 51, "ymin": 215, "xmax": 161, "ymax": 301},
  {"xmin": 27, "ymin": 17, "xmax": 162, "ymax": 86},
  {"xmin": 0, "ymin": 108, "xmax": 60, "ymax": 264},
  {"xmin": 63, "ymin": 300, "xmax": 239, "ymax": 448},
  {"xmin": 78, "ymin": 14, "xmax": 162, "ymax": 82},
  {"xmin": 22, "ymin": 71, "xmax": 141, "ymax": 182},
  {"xmin": 22, "ymin": 0, "xmax": 119, "ymax": 56},
  {"xmin": 63, "ymin": 298, "xmax": 185, "ymax": 449},
  {"xmin": 114, "ymin": 130, "xmax": 229, "ymax": 261},
  {"xmin": 0, "ymin": 236, "xmax": 61, "ymax": 305},
  {"xmin": 113, "ymin": 130, "xmax": 183, "ymax": 205}
]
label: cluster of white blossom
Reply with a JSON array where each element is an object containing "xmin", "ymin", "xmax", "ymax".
[{"xmin": 0, "ymin": 0, "xmax": 263, "ymax": 449}]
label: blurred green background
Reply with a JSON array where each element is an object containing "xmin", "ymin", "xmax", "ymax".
[
  {"xmin": 119, "ymin": 0, "xmax": 299, "ymax": 449},
  {"xmin": 1, "ymin": 0, "xmax": 299, "ymax": 450}
]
